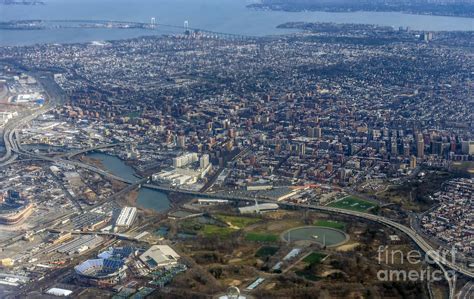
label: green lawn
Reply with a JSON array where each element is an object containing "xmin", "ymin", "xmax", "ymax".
[
  {"xmin": 255, "ymin": 246, "xmax": 279, "ymax": 258},
  {"xmin": 328, "ymin": 196, "xmax": 377, "ymax": 212},
  {"xmin": 245, "ymin": 232, "xmax": 278, "ymax": 242},
  {"xmin": 314, "ymin": 220, "xmax": 346, "ymax": 230},
  {"xmin": 201, "ymin": 224, "xmax": 236, "ymax": 238},
  {"xmin": 303, "ymin": 252, "xmax": 327, "ymax": 265},
  {"xmin": 216, "ymin": 214, "xmax": 260, "ymax": 228}
]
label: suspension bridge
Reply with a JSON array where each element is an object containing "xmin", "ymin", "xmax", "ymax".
[{"xmin": 38, "ymin": 19, "xmax": 256, "ymax": 40}]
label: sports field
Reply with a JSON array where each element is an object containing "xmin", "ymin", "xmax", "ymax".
[{"xmin": 328, "ymin": 196, "xmax": 377, "ymax": 212}]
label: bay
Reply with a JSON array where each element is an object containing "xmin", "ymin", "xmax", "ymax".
[{"xmin": 0, "ymin": 0, "xmax": 473, "ymax": 46}]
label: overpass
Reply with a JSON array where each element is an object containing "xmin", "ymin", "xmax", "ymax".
[{"xmin": 58, "ymin": 142, "xmax": 125, "ymax": 159}]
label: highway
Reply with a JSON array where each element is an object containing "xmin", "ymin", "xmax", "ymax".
[
  {"xmin": 458, "ymin": 281, "xmax": 473, "ymax": 299},
  {"xmin": 0, "ymin": 72, "xmax": 62, "ymax": 167},
  {"xmin": 58, "ymin": 142, "xmax": 125, "ymax": 159}
]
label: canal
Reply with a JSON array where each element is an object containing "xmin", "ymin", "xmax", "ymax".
[{"xmin": 86, "ymin": 152, "xmax": 170, "ymax": 212}]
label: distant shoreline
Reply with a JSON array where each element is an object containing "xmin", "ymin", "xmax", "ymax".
[
  {"xmin": 0, "ymin": 1, "xmax": 44, "ymax": 5},
  {"xmin": 247, "ymin": 2, "xmax": 474, "ymax": 19}
]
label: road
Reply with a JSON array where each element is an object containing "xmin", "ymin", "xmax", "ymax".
[
  {"xmin": 0, "ymin": 72, "xmax": 63, "ymax": 167},
  {"xmin": 458, "ymin": 281, "xmax": 473, "ymax": 299}
]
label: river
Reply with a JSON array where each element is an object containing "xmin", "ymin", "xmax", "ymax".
[
  {"xmin": 87, "ymin": 152, "xmax": 170, "ymax": 212},
  {"xmin": 0, "ymin": 0, "xmax": 473, "ymax": 46}
]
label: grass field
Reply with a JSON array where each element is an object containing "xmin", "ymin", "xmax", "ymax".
[
  {"xmin": 245, "ymin": 232, "xmax": 278, "ymax": 242},
  {"xmin": 201, "ymin": 224, "xmax": 237, "ymax": 237},
  {"xmin": 314, "ymin": 220, "xmax": 346, "ymax": 230},
  {"xmin": 216, "ymin": 214, "xmax": 260, "ymax": 228},
  {"xmin": 303, "ymin": 252, "xmax": 327, "ymax": 265},
  {"xmin": 255, "ymin": 246, "xmax": 279, "ymax": 258},
  {"xmin": 328, "ymin": 196, "xmax": 377, "ymax": 212}
]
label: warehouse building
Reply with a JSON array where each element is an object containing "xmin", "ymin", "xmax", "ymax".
[
  {"xmin": 139, "ymin": 245, "xmax": 180, "ymax": 269},
  {"xmin": 115, "ymin": 207, "xmax": 137, "ymax": 230}
]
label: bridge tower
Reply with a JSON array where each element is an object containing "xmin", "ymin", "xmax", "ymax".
[
  {"xmin": 184, "ymin": 20, "xmax": 190, "ymax": 35},
  {"xmin": 150, "ymin": 17, "xmax": 156, "ymax": 29}
]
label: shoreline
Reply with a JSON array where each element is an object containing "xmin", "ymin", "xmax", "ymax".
[{"xmin": 247, "ymin": 3, "xmax": 474, "ymax": 19}]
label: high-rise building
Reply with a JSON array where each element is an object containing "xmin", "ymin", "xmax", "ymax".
[
  {"xmin": 315, "ymin": 127, "xmax": 322, "ymax": 139},
  {"xmin": 410, "ymin": 156, "xmax": 417, "ymax": 169},
  {"xmin": 299, "ymin": 143, "xmax": 306, "ymax": 156},
  {"xmin": 403, "ymin": 144, "xmax": 410, "ymax": 157},
  {"xmin": 391, "ymin": 142, "xmax": 398, "ymax": 156},
  {"xmin": 249, "ymin": 155, "xmax": 256, "ymax": 165},
  {"xmin": 421, "ymin": 32, "xmax": 433, "ymax": 42},
  {"xmin": 228, "ymin": 128, "xmax": 236, "ymax": 138},
  {"xmin": 275, "ymin": 143, "xmax": 281, "ymax": 154},
  {"xmin": 417, "ymin": 140, "xmax": 424, "ymax": 158},
  {"xmin": 177, "ymin": 135, "xmax": 186, "ymax": 148},
  {"xmin": 326, "ymin": 162, "xmax": 333, "ymax": 172},
  {"xmin": 172, "ymin": 153, "xmax": 198, "ymax": 168},
  {"xmin": 431, "ymin": 141, "xmax": 443, "ymax": 156},
  {"xmin": 339, "ymin": 168, "xmax": 347, "ymax": 181},
  {"xmin": 226, "ymin": 140, "xmax": 233, "ymax": 151},
  {"xmin": 461, "ymin": 141, "xmax": 474, "ymax": 155},
  {"xmin": 200, "ymin": 154, "xmax": 209, "ymax": 169}
]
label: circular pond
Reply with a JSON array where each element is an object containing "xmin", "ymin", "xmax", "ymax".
[{"xmin": 281, "ymin": 226, "xmax": 349, "ymax": 247}]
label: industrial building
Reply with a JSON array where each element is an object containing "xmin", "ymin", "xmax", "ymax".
[
  {"xmin": 152, "ymin": 170, "xmax": 197, "ymax": 186},
  {"xmin": 45, "ymin": 288, "xmax": 73, "ymax": 297},
  {"xmin": 239, "ymin": 203, "xmax": 279, "ymax": 214},
  {"xmin": 115, "ymin": 206, "xmax": 137, "ymax": 230},
  {"xmin": 72, "ymin": 212, "xmax": 110, "ymax": 231},
  {"xmin": 52, "ymin": 235, "xmax": 104, "ymax": 255},
  {"xmin": 139, "ymin": 245, "xmax": 180, "ymax": 269}
]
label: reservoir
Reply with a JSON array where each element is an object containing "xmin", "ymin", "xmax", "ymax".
[
  {"xmin": 282, "ymin": 226, "xmax": 349, "ymax": 247},
  {"xmin": 86, "ymin": 152, "xmax": 170, "ymax": 212},
  {"xmin": 1, "ymin": 0, "xmax": 473, "ymax": 46}
]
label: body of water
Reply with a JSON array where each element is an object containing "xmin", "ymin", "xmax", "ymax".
[
  {"xmin": 87, "ymin": 152, "xmax": 170, "ymax": 212},
  {"xmin": 282, "ymin": 226, "xmax": 348, "ymax": 247},
  {"xmin": 0, "ymin": 0, "xmax": 473, "ymax": 46}
]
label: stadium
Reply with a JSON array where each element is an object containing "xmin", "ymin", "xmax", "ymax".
[
  {"xmin": 0, "ymin": 201, "xmax": 34, "ymax": 225},
  {"xmin": 74, "ymin": 258, "xmax": 127, "ymax": 287}
]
